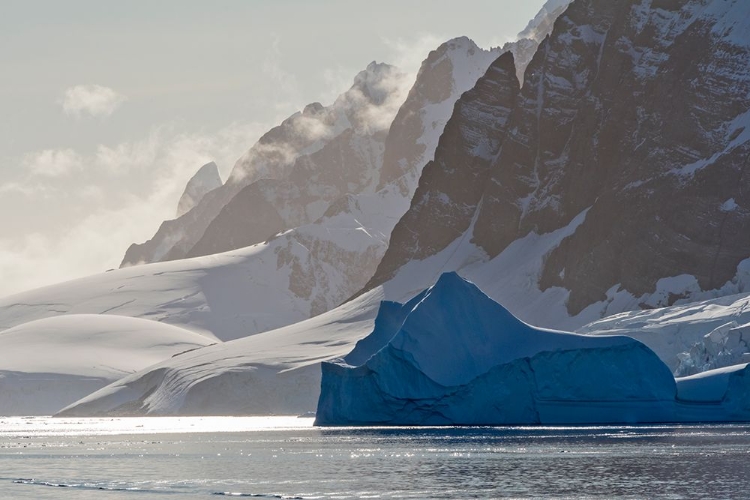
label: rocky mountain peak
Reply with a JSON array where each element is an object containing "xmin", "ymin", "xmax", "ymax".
[
  {"xmin": 176, "ymin": 162, "xmax": 222, "ymax": 218},
  {"xmin": 362, "ymin": 0, "xmax": 750, "ymax": 328}
]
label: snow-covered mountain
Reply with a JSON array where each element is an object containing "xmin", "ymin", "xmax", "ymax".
[
  {"xmin": 362, "ymin": 0, "xmax": 750, "ymax": 330},
  {"xmin": 0, "ymin": 31, "xmax": 550, "ymax": 416},
  {"xmin": 176, "ymin": 162, "xmax": 222, "ymax": 218},
  {"xmin": 0, "ymin": 38, "xmax": 501, "ymax": 342},
  {"xmin": 121, "ymin": 62, "xmax": 409, "ymax": 267},
  {"xmin": 0, "ymin": 38, "xmax": 514, "ymax": 416},
  {"xmin": 122, "ymin": 0, "xmax": 571, "ymax": 270}
]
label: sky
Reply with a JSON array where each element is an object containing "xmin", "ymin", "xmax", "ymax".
[{"xmin": 0, "ymin": 0, "xmax": 547, "ymax": 297}]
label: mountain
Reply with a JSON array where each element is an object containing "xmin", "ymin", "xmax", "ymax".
[
  {"xmin": 363, "ymin": 0, "xmax": 750, "ymax": 329},
  {"xmin": 177, "ymin": 162, "xmax": 222, "ymax": 217},
  {"xmin": 0, "ymin": 38, "xmax": 503, "ymax": 342},
  {"xmin": 176, "ymin": 162, "xmax": 222, "ymax": 218},
  {"xmin": 503, "ymin": 0, "xmax": 573, "ymax": 83},
  {"xmin": 121, "ymin": 0, "xmax": 571, "ymax": 269},
  {"xmin": 121, "ymin": 62, "xmax": 409, "ymax": 267},
  {"xmin": 17, "ymin": 31, "xmax": 554, "ymax": 417}
]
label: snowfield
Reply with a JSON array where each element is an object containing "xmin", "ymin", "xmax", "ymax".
[
  {"xmin": 56, "ymin": 290, "xmax": 383, "ymax": 417},
  {"xmin": 0, "ymin": 315, "xmax": 214, "ymax": 415}
]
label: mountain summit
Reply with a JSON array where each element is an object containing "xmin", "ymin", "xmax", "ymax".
[{"xmin": 176, "ymin": 162, "xmax": 222, "ymax": 218}]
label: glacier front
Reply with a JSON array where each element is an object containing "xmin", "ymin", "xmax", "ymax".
[{"xmin": 316, "ymin": 273, "xmax": 750, "ymax": 425}]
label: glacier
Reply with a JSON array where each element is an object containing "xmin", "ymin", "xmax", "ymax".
[{"xmin": 316, "ymin": 273, "xmax": 750, "ymax": 426}]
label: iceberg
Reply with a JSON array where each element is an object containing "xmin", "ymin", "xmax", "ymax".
[{"xmin": 316, "ymin": 273, "xmax": 750, "ymax": 425}]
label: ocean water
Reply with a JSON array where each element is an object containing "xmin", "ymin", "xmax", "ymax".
[{"xmin": 1, "ymin": 417, "xmax": 749, "ymax": 499}]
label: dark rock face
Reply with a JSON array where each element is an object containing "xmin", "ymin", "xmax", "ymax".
[
  {"xmin": 366, "ymin": 0, "xmax": 750, "ymax": 316},
  {"xmin": 376, "ymin": 41, "xmax": 457, "ymax": 195},
  {"xmin": 363, "ymin": 52, "xmax": 521, "ymax": 287}
]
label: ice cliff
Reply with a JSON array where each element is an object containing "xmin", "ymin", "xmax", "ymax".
[{"xmin": 316, "ymin": 273, "xmax": 750, "ymax": 425}]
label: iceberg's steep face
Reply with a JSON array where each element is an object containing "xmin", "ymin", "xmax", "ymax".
[
  {"xmin": 318, "ymin": 274, "xmax": 750, "ymax": 426},
  {"xmin": 176, "ymin": 162, "xmax": 222, "ymax": 218},
  {"xmin": 363, "ymin": 0, "xmax": 750, "ymax": 328},
  {"xmin": 317, "ymin": 273, "xmax": 677, "ymax": 426},
  {"xmin": 675, "ymin": 364, "xmax": 750, "ymax": 422}
]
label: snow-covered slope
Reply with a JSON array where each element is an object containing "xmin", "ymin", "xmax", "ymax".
[
  {"xmin": 580, "ymin": 291, "xmax": 750, "ymax": 373},
  {"xmin": 362, "ymin": 0, "xmax": 750, "ymax": 330},
  {"xmin": 176, "ymin": 162, "xmax": 222, "ymax": 218},
  {"xmin": 0, "ymin": 243, "xmax": 346, "ymax": 342},
  {"xmin": 0, "ymin": 315, "xmax": 214, "ymax": 415},
  {"xmin": 56, "ymin": 290, "xmax": 383, "ymax": 417}
]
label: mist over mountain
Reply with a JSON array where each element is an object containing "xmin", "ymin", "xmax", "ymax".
[{"xmin": 120, "ymin": 63, "xmax": 410, "ymax": 267}]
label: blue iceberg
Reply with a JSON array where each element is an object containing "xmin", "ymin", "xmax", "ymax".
[{"xmin": 315, "ymin": 273, "xmax": 750, "ymax": 425}]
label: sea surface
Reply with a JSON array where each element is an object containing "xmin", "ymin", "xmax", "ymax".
[{"xmin": 1, "ymin": 417, "xmax": 748, "ymax": 499}]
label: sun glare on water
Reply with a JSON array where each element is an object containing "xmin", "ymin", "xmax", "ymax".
[{"xmin": 0, "ymin": 416, "xmax": 315, "ymax": 437}]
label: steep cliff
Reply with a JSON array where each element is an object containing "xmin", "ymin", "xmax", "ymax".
[{"xmin": 366, "ymin": 0, "xmax": 750, "ymax": 325}]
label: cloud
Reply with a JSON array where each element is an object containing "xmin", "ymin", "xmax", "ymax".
[
  {"xmin": 382, "ymin": 33, "xmax": 447, "ymax": 77},
  {"xmin": 0, "ymin": 120, "xmax": 269, "ymax": 298},
  {"xmin": 23, "ymin": 148, "xmax": 83, "ymax": 177},
  {"xmin": 61, "ymin": 84, "xmax": 126, "ymax": 118}
]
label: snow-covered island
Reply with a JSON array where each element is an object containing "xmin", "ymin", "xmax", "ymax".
[{"xmin": 316, "ymin": 273, "xmax": 750, "ymax": 426}]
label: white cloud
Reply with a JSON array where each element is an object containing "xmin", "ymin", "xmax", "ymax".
[
  {"xmin": 382, "ymin": 33, "xmax": 447, "ymax": 76},
  {"xmin": 61, "ymin": 84, "xmax": 126, "ymax": 118},
  {"xmin": 23, "ymin": 148, "xmax": 83, "ymax": 177},
  {"xmin": 0, "ymin": 120, "xmax": 268, "ymax": 298}
]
